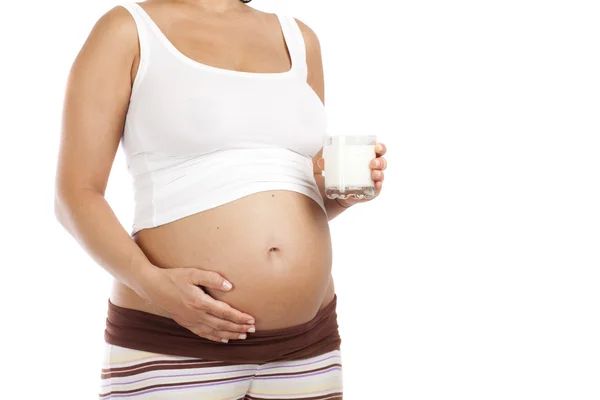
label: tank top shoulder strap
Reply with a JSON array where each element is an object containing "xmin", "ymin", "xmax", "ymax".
[
  {"xmin": 275, "ymin": 13, "xmax": 308, "ymax": 81},
  {"xmin": 120, "ymin": 2, "xmax": 151, "ymax": 47},
  {"xmin": 119, "ymin": 2, "xmax": 155, "ymax": 85}
]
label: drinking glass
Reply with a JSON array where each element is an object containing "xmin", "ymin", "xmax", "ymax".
[{"xmin": 322, "ymin": 135, "xmax": 377, "ymax": 200}]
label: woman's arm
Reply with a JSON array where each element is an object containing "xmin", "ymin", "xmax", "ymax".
[
  {"xmin": 297, "ymin": 19, "xmax": 387, "ymax": 221},
  {"xmin": 54, "ymin": 7, "xmax": 255, "ymax": 342},
  {"xmin": 295, "ymin": 20, "xmax": 351, "ymax": 220},
  {"xmin": 55, "ymin": 7, "xmax": 152, "ymax": 298}
]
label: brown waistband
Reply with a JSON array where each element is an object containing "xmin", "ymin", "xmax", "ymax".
[{"xmin": 104, "ymin": 295, "xmax": 341, "ymax": 364}]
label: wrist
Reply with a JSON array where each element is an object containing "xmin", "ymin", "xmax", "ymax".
[{"xmin": 128, "ymin": 260, "xmax": 162, "ymax": 302}]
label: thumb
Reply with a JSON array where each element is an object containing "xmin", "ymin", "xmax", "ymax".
[
  {"xmin": 317, "ymin": 158, "xmax": 325, "ymax": 171},
  {"xmin": 189, "ymin": 269, "xmax": 233, "ymax": 292}
]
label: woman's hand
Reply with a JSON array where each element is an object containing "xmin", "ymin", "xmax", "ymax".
[
  {"xmin": 139, "ymin": 266, "xmax": 256, "ymax": 343},
  {"xmin": 318, "ymin": 142, "xmax": 388, "ymax": 207},
  {"xmin": 355, "ymin": 141, "xmax": 387, "ymax": 203}
]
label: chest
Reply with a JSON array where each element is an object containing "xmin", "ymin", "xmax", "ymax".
[
  {"xmin": 161, "ymin": 21, "xmax": 292, "ymax": 75},
  {"xmin": 126, "ymin": 68, "xmax": 327, "ymax": 158}
]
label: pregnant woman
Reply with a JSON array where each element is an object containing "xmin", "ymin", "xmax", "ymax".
[{"xmin": 54, "ymin": 0, "xmax": 387, "ymax": 398}]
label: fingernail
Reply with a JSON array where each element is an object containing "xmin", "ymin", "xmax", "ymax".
[
  {"xmin": 239, "ymin": 333, "xmax": 247, "ymax": 340},
  {"xmin": 221, "ymin": 338, "xmax": 229, "ymax": 343},
  {"xmin": 375, "ymin": 171, "xmax": 382, "ymax": 178},
  {"xmin": 222, "ymin": 280, "xmax": 232, "ymax": 290},
  {"xmin": 247, "ymin": 319, "xmax": 255, "ymax": 324},
  {"xmin": 377, "ymin": 144, "xmax": 384, "ymax": 152},
  {"xmin": 373, "ymin": 159, "xmax": 380, "ymax": 168},
  {"xmin": 247, "ymin": 326, "xmax": 256, "ymax": 333}
]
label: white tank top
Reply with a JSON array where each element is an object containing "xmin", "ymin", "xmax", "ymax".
[{"xmin": 119, "ymin": 3, "xmax": 328, "ymax": 234}]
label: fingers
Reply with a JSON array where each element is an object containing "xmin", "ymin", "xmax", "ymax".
[
  {"xmin": 183, "ymin": 297, "xmax": 257, "ymax": 342},
  {"xmin": 370, "ymin": 157, "xmax": 387, "ymax": 170},
  {"xmin": 202, "ymin": 313, "xmax": 255, "ymax": 334},
  {"xmin": 375, "ymin": 142, "xmax": 387, "ymax": 156},
  {"xmin": 191, "ymin": 331, "xmax": 237, "ymax": 343},
  {"xmin": 204, "ymin": 335, "xmax": 229, "ymax": 343},
  {"xmin": 372, "ymin": 169, "xmax": 385, "ymax": 181},
  {"xmin": 189, "ymin": 269, "xmax": 233, "ymax": 292},
  {"xmin": 188, "ymin": 304, "xmax": 256, "ymax": 342},
  {"xmin": 317, "ymin": 158, "xmax": 325, "ymax": 171},
  {"xmin": 199, "ymin": 295, "xmax": 256, "ymax": 325},
  {"xmin": 370, "ymin": 146, "xmax": 386, "ymax": 188},
  {"xmin": 188, "ymin": 326, "xmax": 250, "ymax": 343}
]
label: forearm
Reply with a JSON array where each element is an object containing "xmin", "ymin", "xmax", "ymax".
[
  {"xmin": 314, "ymin": 173, "xmax": 353, "ymax": 221},
  {"xmin": 54, "ymin": 188, "xmax": 158, "ymax": 299}
]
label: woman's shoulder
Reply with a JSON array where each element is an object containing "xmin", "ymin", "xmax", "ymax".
[
  {"xmin": 293, "ymin": 17, "xmax": 322, "ymax": 56},
  {"xmin": 84, "ymin": 5, "xmax": 139, "ymax": 52},
  {"xmin": 69, "ymin": 5, "xmax": 140, "ymax": 83}
]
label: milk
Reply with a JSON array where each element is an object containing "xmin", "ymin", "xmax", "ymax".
[{"xmin": 323, "ymin": 135, "xmax": 377, "ymax": 200}]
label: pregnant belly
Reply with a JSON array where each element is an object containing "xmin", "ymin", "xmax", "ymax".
[{"xmin": 111, "ymin": 190, "xmax": 334, "ymax": 330}]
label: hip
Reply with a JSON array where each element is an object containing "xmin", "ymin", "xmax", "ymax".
[
  {"xmin": 99, "ymin": 344, "xmax": 343, "ymax": 399},
  {"xmin": 110, "ymin": 273, "xmax": 336, "ymax": 330}
]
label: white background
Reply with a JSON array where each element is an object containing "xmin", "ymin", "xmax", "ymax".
[{"xmin": 2, "ymin": 0, "xmax": 599, "ymax": 399}]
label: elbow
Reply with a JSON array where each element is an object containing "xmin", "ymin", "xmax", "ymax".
[
  {"xmin": 53, "ymin": 184, "xmax": 81, "ymax": 232},
  {"xmin": 54, "ymin": 184, "xmax": 103, "ymax": 231},
  {"xmin": 54, "ymin": 188, "xmax": 70, "ymax": 230}
]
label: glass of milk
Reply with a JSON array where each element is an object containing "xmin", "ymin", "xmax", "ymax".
[{"xmin": 322, "ymin": 135, "xmax": 377, "ymax": 200}]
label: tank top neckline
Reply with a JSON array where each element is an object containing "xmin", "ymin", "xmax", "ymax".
[
  {"xmin": 119, "ymin": 2, "xmax": 328, "ymax": 234},
  {"xmin": 129, "ymin": 2, "xmax": 297, "ymax": 79}
]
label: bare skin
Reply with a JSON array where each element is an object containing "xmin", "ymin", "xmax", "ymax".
[{"xmin": 55, "ymin": 0, "xmax": 387, "ymax": 342}]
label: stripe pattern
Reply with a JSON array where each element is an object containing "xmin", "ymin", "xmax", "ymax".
[{"xmin": 99, "ymin": 344, "xmax": 343, "ymax": 399}]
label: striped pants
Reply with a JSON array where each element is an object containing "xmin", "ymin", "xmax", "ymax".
[{"xmin": 99, "ymin": 343, "xmax": 343, "ymax": 399}]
